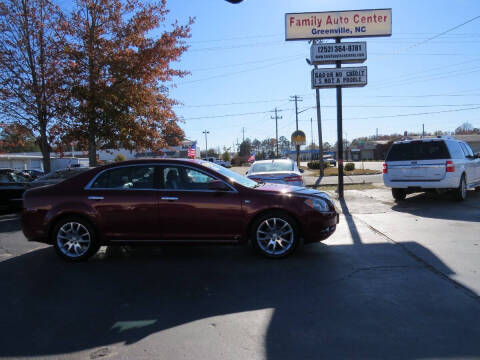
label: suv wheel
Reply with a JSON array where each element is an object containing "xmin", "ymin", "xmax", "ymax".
[
  {"xmin": 251, "ymin": 212, "xmax": 299, "ymax": 258},
  {"xmin": 52, "ymin": 217, "xmax": 99, "ymax": 261},
  {"xmin": 392, "ymin": 188, "xmax": 406, "ymax": 201},
  {"xmin": 453, "ymin": 175, "xmax": 467, "ymax": 201}
]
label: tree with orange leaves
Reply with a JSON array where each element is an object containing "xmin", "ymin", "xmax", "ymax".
[
  {"xmin": 63, "ymin": 0, "xmax": 193, "ymax": 166},
  {"xmin": 0, "ymin": 0, "xmax": 67, "ymax": 172}
]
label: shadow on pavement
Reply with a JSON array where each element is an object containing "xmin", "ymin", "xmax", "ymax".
[
  {"xmin": 391, "ymin": 190, "xmax": 480, "ymax": 223},
  {"xmin": 1, "ymin": 238, "xmax": 479, "ymax": 359}
]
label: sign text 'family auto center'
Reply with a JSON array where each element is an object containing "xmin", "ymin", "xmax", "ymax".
[{"xmin": 285, "ymin": 9, "xmax": 392, "ymax": 41}]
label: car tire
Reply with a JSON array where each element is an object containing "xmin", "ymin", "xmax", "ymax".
[
  {"xmin": 251, "ymin": 211, "xmax": 299, "ymax": 259},
  {"xmin": 392, "ymin": 188, "xmax": 406, "ymax": 201},
  {"xmin": 453, "ymin": 174, "xmax": 467, "ymax": 201},
  {"xmin": 52, "ymin": 216, "xmax": 100, "ymax": 261}
]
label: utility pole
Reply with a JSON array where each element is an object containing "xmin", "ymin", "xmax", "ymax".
[
  {"xmin": 290, "ymin": 95, "xmax": 303, "ymax": 167},
  {"xmin": 422, "ymin": 124, "xmax": 425, "ymax": 138},
  {"xmin": 202, "ymin": 130, "xmax": 210, "ymax": 157},
  {"xmin": 242, "ymin": 127, "xmax": 245, "ymax": 142},
  {"xmin": 312, "ymin": 57, "xmax": 325, "ymax": 178},
  {"xmin": 376, "ymin": 128, "xmax": 379, "ymax": 140},
  {"xmin": 310, "ymin": 118, "xmax": 313, "ymax": 148},
  {"xmin": 271, "ymin": 108, "xmax": 283, "ymax": 158},
  {"xmin": 336, "ymin": 38, "xmax": 344, "ymax": 199}
]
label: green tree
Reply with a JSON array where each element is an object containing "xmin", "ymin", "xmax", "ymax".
[
  {"xmin": 239, "ymin": 139, "xmax": 252, "ymax": 157},
  {"xmin": 221, "ymin": 147, "xmax": 231, "ymax": 162},
  {"xmin": 114, "ymin": 153, "xmax": 126, "ymax": 162}
]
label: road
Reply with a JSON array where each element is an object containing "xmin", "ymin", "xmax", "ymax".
[{"xmin": 1, "ymin": 189, "xmax": 480, "ymax": 359}]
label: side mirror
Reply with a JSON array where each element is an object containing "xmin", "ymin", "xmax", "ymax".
[
  {"xmin": 208, "ymin": 180, "xmax": 229, "ymax": 191},
  {"xmin": 476, "ymin": 152, "xmax": 480, "ymax": 159},
  {"xmin": 299, "ymin": 168, "xmax": 305, "ymax": 173},
  {"xmin": 245, "ymin": 170, "xmax": 249, "ymax": 175}
]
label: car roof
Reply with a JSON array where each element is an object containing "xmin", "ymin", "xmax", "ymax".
[{"xmin": 252, "ymin": 159, "xmax": 293, "ymax": 164}]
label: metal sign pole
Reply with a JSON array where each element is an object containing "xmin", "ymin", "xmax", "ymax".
[
  {"xmin": 336, "ymin": 38, "xmax": 344, "ymax": 199},
  {"xmin": 314, "ymin": 60, "xmax": 324, "ymax": 178}
]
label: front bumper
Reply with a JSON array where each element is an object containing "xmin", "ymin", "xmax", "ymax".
[{"xmin": 302, "ymin": 210, "xmax": 339, "ymax": 243}]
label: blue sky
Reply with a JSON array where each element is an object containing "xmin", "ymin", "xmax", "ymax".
[{"xmin": 165, "ymin": 0, "xmax": 480, "ymax": 152}]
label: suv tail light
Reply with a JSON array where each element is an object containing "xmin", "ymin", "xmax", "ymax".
[
  {"xmin": 382, "ymin": 163, "xmax": 388, "ymax": 174},
  {"xmin": 446, "ymin": 161, "xmax": 455, "ymax": 173},
  {"xmin": 285, "ymin": 175, "xmax": 302, "ymax": 183}
]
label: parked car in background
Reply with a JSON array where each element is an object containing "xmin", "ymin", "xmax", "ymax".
[
  {"xmin": 383, "ymin": 137, "xmax": 480, "ymax": 201},
  {"xmin": 20, "ymin": 169, "xmax": 45, "ymax": 180},
  {"xmin": 27, "ymin": 167, "xmax": 92, "ymax": 189},
  {"xmin": 22, "ymin": 159, "xmax": 338, "ymax": 261},
  {"xmin": 324, "ymin": 157, "xmax": 336, "ymax": 167},
  {"xmin": 202, "ymin": 157, "xmax": 231, "ymax": 168},
  {"xmin": 246, "ymin": 159, "xmax": 305, "ymax": 187},
  {"xmin": 0, "ymin": 168, "xmax": 31, "ymax": 210}
]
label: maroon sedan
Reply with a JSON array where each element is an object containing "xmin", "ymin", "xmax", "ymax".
[{"xmin": 22, "ymin": 159, "xmax": 339, "ymax": 261}]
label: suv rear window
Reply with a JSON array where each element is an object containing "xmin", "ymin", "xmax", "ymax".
[{"xmin": 386, "ymin": 141, "xmax": 450, "ymax": 161}]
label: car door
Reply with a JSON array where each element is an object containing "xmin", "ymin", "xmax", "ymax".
[
  {"xmin": 462, "ymin": 142, "xmax": 480, "ymax": 183},
  {"xmin": 85, "ymin": 164, "xmax": 160, "ymax": 240},
  {"xmin": 459, "ymin": 142, "xmax": 478, "ymax": 185},
  {"xmin": 158, "ymin": 164, "xmax": 243, "ymax": 241}
]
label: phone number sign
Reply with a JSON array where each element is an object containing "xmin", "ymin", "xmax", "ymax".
[
  {"xmin": 310, "ymin": 42, "xmax": 366, "ymax": 64},
  {"xmin": 311, "ymin": 67, "xmax": 367, "ymax": 88}
]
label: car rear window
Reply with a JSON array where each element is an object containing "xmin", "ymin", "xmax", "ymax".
[
  {"xmin": 252, "ymin": 161, "xmax": 294, "ymax": 173},
  {"xmin": 386, "ymin": 141, "xmax": 450, "ymax": 161}
]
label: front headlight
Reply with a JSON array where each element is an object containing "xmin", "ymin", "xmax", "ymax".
[{"xmin": 304, "ymin": 198, "xmax": 330, "ymax": 212}]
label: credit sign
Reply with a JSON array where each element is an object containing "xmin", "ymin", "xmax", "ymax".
[
  {"xmin": 310, "ymin": 42, "xmax": 366, "ymax": 64},
  {"xmin": 311, "ymin": 67, "xmax": 367, "ymax": 88},
  {"xmin": 286, "ymin": 9, "xmax": 392, "ymax": 40}
]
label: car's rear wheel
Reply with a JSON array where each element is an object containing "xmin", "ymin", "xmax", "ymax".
[
  {"xmin": 453, "ymin": 175, "xmax": 467, "ymax": 201},
  {"xmin": 52, "ymin": 217, "xmax": 99, "ymax": 261},
  {"xmin": 392, "ymin": 188, "xmax": 406, "ymax": 201},
  {"xmin": 251, "ymin": 212, "xmax": 299, "ymax": 258}
]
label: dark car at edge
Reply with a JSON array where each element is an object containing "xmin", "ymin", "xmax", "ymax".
[{"xmin": 22, "ymin": 159, "xmax": 339, "ymax": 261}]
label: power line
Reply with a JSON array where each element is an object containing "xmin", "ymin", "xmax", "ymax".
[{"xmin": 406, "ymin": 15, "xmax": 480, "ymax": 50}]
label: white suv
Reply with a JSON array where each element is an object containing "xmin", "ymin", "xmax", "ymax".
[{"xmin": 383, "ymin": 137, "xmax": 480, "ymax": 201}]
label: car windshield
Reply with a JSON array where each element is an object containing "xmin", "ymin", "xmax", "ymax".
[
  {"xmin": 386, "ymin": 141, "xmax": 450, "ymax": 161},
  {"xmin": 251, "ymin": 161, "xmax": 294, "ymax": 173},
  {"xmin": 196, "ymin": 160, "xmax": 258, "ymax": 188}
]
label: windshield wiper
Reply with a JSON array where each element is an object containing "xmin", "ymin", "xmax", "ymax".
[{"xmin": 253, "ymin": 181, "xmax": 265, "ymax": 188}]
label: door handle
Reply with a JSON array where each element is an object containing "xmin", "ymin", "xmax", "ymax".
[
  {"xmin": 161, "ymin": 197, "xmax": 179, "ymax": 201},
  {"xmin": 88, "ymin": 196, "xmax": 104, "ymax": 201}
]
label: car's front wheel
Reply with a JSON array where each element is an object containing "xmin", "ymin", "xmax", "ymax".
[
  {"xmin": 251, "ymin": 212, "xmax": 299, "ymax": 258},
  {"xmin": 52, "ymin": 217, "xmax": 99, "ymax": 261}
]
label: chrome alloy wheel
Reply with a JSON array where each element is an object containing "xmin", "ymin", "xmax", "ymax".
[
  {"xmin": 56, "ymin": 222, "xmax": 91, "ymax": 258},
  {"xmin": 256, "ymin": 217, "xmax": 294, "ymax": 256}
]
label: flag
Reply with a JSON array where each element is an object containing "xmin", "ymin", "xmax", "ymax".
[
  {"xmin": 248, "ymin": 151, "xmax": 256, "ymax": 163},
  {"xmin": 187, "ymin": 142, "xmax": 197, "ymax": 158}
]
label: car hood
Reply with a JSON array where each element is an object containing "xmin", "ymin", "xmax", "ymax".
[{"xmin": 253, "ymin": 182, "xmax": 331, "ymax": 200}]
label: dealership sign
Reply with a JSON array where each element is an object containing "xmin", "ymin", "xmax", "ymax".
[
  {"xmin": 311, "ymin": 67, "xmax": 367, "ymax": 88},
  {"xmin": 310, "ymin": 42, "xmax": 366, "ymax": 64},
  {"xmin": 285, "ymin": 9, "xmax": 392, "ymax": 40}
]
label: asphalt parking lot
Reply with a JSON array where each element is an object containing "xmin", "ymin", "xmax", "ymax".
[{"xmin": 0, "ymin": 188, "xmax": 479, "ymax": 359}]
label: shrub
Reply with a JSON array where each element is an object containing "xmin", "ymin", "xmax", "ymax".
[
  {"xmin": 345, "ymin": 162, "xmax": 355, "ymax": 171},
  {"xmin": 114, "ymin": 153, "xmax": 126, "ymax": 162},
  {"xmin": 307, "ymin": 160, "xmax": 331, "ymax": 170}
]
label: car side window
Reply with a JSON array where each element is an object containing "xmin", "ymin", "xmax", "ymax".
[
  {"xmin": 91, "ymin": 166, "xmax": 155, "ymax": 189},
  {"xmin": 161, "ymin": 166, "xmax": 217, "ymax": 190},
  {"xmin": 459, "ymin": 143, "xmax": 473, "ymax": 158},
  {"xmin": 447, "ymin": 141, "xmax": 465, "ymax": 159},
  {"xmin": 0, "ymin": 174, "xmax": 10, "ymax": 183},
  {"xmin": 462, "ymin": 142, "xmax": 474, "ymax": 157}
]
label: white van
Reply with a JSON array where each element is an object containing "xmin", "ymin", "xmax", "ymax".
[{"xmin": 383, "ymin": 137, "xmax": 480, "ymax": 201}]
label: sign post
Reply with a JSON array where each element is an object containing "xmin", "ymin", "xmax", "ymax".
[{"xmin": 285, "ymin": 8, "xmax": 391, "ymax": 199}]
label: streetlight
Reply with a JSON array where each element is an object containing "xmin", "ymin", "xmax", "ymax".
[{"xmin": 202, "ymin": 130, "xmax": 210, "ymax": 157}]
